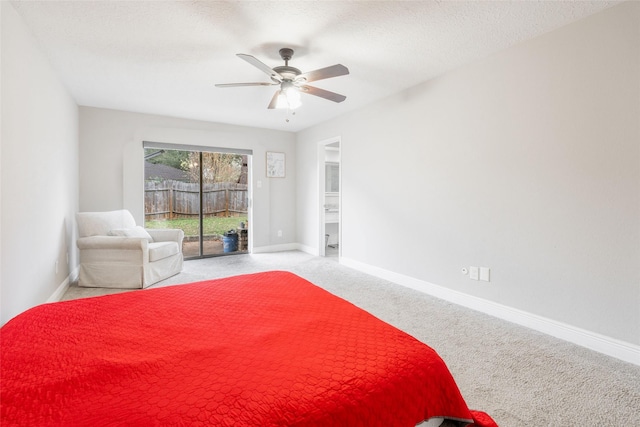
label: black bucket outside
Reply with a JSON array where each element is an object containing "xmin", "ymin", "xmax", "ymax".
[{"xmin": 222, "ymin": 230, "xmax": 238, "ymax": 253}]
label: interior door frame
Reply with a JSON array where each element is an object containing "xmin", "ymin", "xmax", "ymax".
[{"xmin": 317, "ymin": 136, "xmax": 341, "ymax": 257}]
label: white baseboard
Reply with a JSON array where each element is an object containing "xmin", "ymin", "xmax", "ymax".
[
  {"xmin": 296, "ymin": 243, "xmax": 319, "ymax": 256},
  {"xmin": 251, "ymin": 243, "xmax": 300, "ymax": 254},
  {"xmin": 47, "ymin": 266, "xmax": 79, "ymax": 303},
  {"xmin": 340, "ymin": 257, "xmax": 640, "ymax": 366}
]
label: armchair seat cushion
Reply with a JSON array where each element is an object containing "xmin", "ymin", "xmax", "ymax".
[{"xmin": 148, "ymin": 241, "xmax": 180, "ymax": 262}]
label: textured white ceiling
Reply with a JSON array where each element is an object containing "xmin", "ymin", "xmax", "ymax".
[{"xmin": 11, "ymin": 0, "xmax": 621, "ymax": 132}]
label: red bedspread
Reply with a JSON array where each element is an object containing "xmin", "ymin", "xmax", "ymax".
[{"xmin": 1, "ymin": 271, "xmax": 496, "ymax": 426}]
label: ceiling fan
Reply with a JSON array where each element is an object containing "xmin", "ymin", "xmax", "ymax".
[{"xmin": 215, "ymin": 48, "xmax": 349, "ymax": 110}]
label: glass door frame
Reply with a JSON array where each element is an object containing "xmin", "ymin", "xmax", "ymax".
[{"xmin": 143, "ymin": 141, "xmax": 252, "ymax": 259}]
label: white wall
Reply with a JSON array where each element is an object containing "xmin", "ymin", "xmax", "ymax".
[
  {"xmin": 79, "ymin": 107, "xmax": 296, "ymax": 250},
  {"xmin": 297, "ymin": 2, "xmax": 640, "ymax": 348},
  {"xmin": 1, "ymin": 2, "xmax": 79, "ymax": 324}
]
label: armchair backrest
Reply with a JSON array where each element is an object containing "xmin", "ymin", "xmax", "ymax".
[{"xmin": 76, "ymin": 210, "xmax": 137, "ymax": 238}]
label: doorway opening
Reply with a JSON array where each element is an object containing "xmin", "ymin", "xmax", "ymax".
[
  {"xmin": 143, "ymin": 142, "xmax": 252, "ymax": 259},
  {"xmin": 318, "ymin": 137, "xmax": 340, "ymax": 258}
]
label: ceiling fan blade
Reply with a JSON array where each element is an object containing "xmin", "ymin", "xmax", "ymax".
[
  {"xmin": 215, "ymin": 82, "xmax": 277, "ymax": 88},
  {"xmin": 267, "ymin": 90, "xmax": 281, "ymax": 109},
  {"xmin": 237, "ymin": 54, "xmax": 283, "ymax": 81},
  {"xmin": 300, "ymin": 85, "xmax": 347, "ymax": 103},
  {"xmin": 297, "ymin": 64, "xmax": 349, "ymax": 83}
]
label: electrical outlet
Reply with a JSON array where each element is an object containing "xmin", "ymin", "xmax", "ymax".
[
  {"xmin": 480, "ymin": 267, "xmax": 490, "ymax": 282},
  {"xmin": 277, "ymin": 230, "xmax": 282, "ymax": 237},
  {"xmin": 469, "ymin": 266, "xmax": 479, "ymax": 280}
]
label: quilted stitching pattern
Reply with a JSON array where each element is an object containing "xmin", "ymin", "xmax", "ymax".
[{"xmin": 1, "ymin": 271, "xmax": 479, "ymax": 426}]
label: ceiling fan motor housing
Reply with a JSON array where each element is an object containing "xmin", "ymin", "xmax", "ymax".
[
  {"xmin": 272, "ymin": 48, "xmax": 302, "ymax": 82},
  {"xmin": 272, "ymin": 66, "xmax": 302, "ymax": 82}
]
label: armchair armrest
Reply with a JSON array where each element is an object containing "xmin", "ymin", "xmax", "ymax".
[
  {"xmin": 77, "ymin": 236, "xmax": 148, "ymax": 250},
  {"xmin": 147, "ymin": 228, "xmax": 184, "ymax": 244}
]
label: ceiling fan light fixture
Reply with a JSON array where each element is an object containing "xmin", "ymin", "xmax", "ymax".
[
  {"xmin": 275, "ymin": 91, "xmax": 288, "ymax": 109},
  {"xmin": 276, "ymin": 83, "xmax": 302, "ymax": 110},
  {"xmin": 285, "ymin": 87, "xmax": 302, "ymax": 109}
]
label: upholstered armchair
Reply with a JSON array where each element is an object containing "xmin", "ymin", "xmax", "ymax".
[{"xmin": 76, "ymin": 210, "xmax": 184, "ymax": 288}]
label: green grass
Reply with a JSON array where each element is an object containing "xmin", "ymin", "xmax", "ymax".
[{"xmin": 145, "ymin": 216, "xmax": 247, "ymax": 237}]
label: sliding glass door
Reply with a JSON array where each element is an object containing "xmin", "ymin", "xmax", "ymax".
[{"xmin": 143, "ymin": 143, "xmax": 250, "ymax": 259}]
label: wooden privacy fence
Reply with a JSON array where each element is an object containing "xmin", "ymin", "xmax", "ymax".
[{"xmin": 145, "ymin": 180, "xmax": 248, "ymax": 220}]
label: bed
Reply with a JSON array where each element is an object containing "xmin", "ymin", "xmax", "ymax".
[{"xmin": 1, "ymin": 271, "xmax": 497, "ymax": 426}]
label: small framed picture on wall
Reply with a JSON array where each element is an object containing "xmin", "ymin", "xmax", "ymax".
[{"xmin": 266, "ymin": 152, "xmax": 285, "ymax": 178}]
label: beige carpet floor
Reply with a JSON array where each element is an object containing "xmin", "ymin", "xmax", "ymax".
[{"xmin": 63, "ymin": 251, "xmax": 640, "ymax": 426}]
